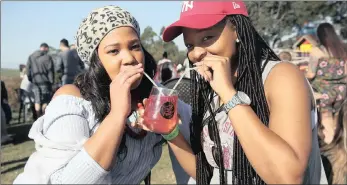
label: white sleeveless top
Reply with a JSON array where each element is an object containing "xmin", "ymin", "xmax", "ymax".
[{"xmin": 196, "ymin": 61, "xmax": 326, "ymax": 184}]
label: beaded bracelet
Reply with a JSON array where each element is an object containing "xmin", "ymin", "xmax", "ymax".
[{"xmin": 162, "ymin": 124, "xmax": 180, "ymax": 141}]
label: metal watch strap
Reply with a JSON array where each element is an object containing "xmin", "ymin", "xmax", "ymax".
[
  {"xmin": 223, "ymin": 92, "xmax": 240, "ymax": 113},
  {"xmin": 223, "ymin": 91, "xmax": 251, "ymax": 114}
]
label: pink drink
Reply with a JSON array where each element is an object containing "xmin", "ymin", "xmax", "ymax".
[{"xmin": 144, "ymin": 95, "xmax": 178, "ymax": 134}]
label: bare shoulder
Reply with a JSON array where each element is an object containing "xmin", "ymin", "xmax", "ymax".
[
  {"xmin": 265, "ymin": 62, "xmax": 309, "ymax": 103},
  {"xmin": 266, "ymin": 62, "xmax": 305, "ymax": 84},
  {"xmin": 264, "ymin": 63, "xmax": 312, "ymax": 172},
  {"xmin": 53, "ymin": 84, "xmax": 82, "ymax": 99}
]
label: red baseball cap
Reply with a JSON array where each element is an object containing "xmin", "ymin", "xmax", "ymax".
[{"xmin": 163, "ymin": 1, "xmax": 248, "ymax": 42}]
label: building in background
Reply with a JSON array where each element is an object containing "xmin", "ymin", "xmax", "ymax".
[{"xmin": 292, "ymin": 35, "xmax": 319, "ymax": 57}]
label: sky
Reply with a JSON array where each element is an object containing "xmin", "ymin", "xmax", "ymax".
[{"xmin": 1, "ymin": 1, "xmax": 186, "ymax": 69}]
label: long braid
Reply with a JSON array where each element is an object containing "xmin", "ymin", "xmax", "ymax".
[
  {"xmin": 190, "ymin": 14, "xmax": 280, "ymax": 185},
  {"xmin": 231, "ymin": 14, "xmax": 280, "ymax": 184},
  {"xmin": 190, "ymin": 55, "xmax": 227, "ymax": 184},
  {"xmin": 190, "ymin": 66, "xmax": 214, "ymax": 184}
]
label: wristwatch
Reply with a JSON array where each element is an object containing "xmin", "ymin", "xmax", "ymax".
[{"xmin": 223, "ymin": 91, "xmax": 251, "ymax": 114}]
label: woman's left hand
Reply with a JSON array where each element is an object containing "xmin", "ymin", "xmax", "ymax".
[
  {"xmin": 194, "ymin": 55, "xmax": 236, "ymax": 102},
  {"xmin": 131, "ymin": 99, "xmax": 181, "ymax": 133}
]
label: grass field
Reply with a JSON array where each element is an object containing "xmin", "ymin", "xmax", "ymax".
[
  {"xmin": 1, "ymin": 68, "xmax": 19, "ymax": 78},
  {"xmin": 1, "ymin": 68, "xmax": 177, "ymax": 184},
  {"xmin": 1, "ymin": 68, "xmax": 21, "ymax": 111},
  {"xmin": 1, "ymin": 136, "xmax": 176, "ymax": 184}
]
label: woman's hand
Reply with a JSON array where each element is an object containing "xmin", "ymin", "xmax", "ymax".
[
  {"xmin": 131, "ymin": 99, "xmax": 181, "ymax": 134},
  {"xmin": 130, "ymin": 100, "xmax": 151, "ymax": 131},
  {"xmin": 109, "ymin": 64, "xmax": 143, "ymax": 120},
  {"xmin": 194, "ymin": 55, "xmax": 236, "ymax": 102}
]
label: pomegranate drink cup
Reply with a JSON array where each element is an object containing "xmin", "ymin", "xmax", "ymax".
[{"xmin": 144, "ymin": 87, "xmax": 178, "ymax": 134}]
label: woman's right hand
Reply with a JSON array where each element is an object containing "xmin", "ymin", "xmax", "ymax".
[{"xmin": 109, "ymin": 63, "xmax": 143, "ymax": 119}]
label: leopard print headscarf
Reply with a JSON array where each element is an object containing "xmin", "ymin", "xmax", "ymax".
[{"xmin": 75, "ymin": 5, "xmax": 140, "ymax": 65}]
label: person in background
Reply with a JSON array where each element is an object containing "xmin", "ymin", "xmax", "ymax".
[
  {"xmin": 27, "ymin": 43, "xmax": 55, "ymax": 117},
  {"xmin": 57, "ymin": 39, "xmax": 85, "ymax": 85},
  {"xmin": 279, "ymin": 51, "xmax": 292, "ymax": 62},
  {"xmin": 1, "ymin": 80, "xmax": 13, "ymax": 144},
  {"xmin": 20, "ymin": 67, "xmax": 34, "ymax": 100},
  {"xmin": 1, "ymin": 80, "xmax": 12, "ymax": 125},
  {"xmin": 19, "ymin": 64, "xmax": 26, "ymax": 79},
  {"xmin": 160, "ymin": 62, "xmax": 173, "ymax": 83},
  {"xmin": 154, "ymin": 52, "xmax": 178, "ymax": 83},
  {"xmin": 306, "ymin": 23, "xmax": 347, "ymax": 144},
  {"xmin": 319, "ymin": 99, "xmax": 347, "ymax": 184},
  {"xmin": 20, "ymin": 67, "xmax": 37, "ymax": 121},
  {"xmin": 176, "ymin": 63, "xmax": 185, "ymax": 77},
  {"xmin": 158, "ymin": 51, "xmax": 172, "ymax": 65},
  {"xmin": 67, "ymin": 45, "xmax": 86, "ymax": 81},
  {"xmin": 70, "ymin": 44, "xmax": 77, "ymax": 50},
  {"xmin": 54, "ymin": 39, "xmax": 69, "ymax": 89}
]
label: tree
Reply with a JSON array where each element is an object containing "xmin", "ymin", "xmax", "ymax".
[
  {"xmin": 140, "ymin": 26, "xmax": 187, "ymax": 65},
  {"xmin": 246, "ymin": 2, "xmax": 293, "ymax": 47},
  {"xmin": 140, "ymin": 26, "xmax": 157, "ymax": 47},
  {"xmin": 160, "ymin": 26, "xmax": 165, "ymax": 36},
  {"xmin": 245, "ymin": 1, "xmax": 344, "ymax": 48}
]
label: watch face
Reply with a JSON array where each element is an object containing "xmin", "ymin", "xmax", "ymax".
[{"xmin": 237, "ymin": 91, "xmax": 251, "ymax": 105}]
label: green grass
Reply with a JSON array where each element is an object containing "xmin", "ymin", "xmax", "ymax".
[
  {"xmin": 1, "ymin": 68, "xmax": 19, "ymax": 78},
  {"xmin": 1, "ymin": 123, "xmax": 176, "ymax": 184},
  {"xmin": 1, "ymin": 140, "xmax": 35, "ymax": 184}
]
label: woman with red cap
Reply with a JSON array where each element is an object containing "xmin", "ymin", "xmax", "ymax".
[{"xmin": 161, "ymin": 1, "xmax": 326, "ymax": 184}]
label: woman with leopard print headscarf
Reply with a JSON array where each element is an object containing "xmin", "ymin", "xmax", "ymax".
[{"xmin": 13, "ymin": 5, "xmax": 193, "ymax": 184}]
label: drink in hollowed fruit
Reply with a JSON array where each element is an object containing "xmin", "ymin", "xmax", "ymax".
[{"xmin": 144, "ymin": 95, "xmax": 178, "ymax": 134}]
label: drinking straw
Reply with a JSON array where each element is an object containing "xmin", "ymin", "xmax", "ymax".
[
  {"xmin": 169, "ymin": 67, "xmax": 198, "ymax": 95},
  {"xmin": 143, "ymin": 72, "xmax": 159, "ymax": 88}
]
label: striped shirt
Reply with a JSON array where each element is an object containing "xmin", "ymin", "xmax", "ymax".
[{"xmin": 14, "ymin": 94, "xmax": 192, "ymax": 184}]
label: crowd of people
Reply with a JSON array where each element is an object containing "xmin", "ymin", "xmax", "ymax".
[
  {"xmin": 1, "ymin": 39, "xmax": 86, "ymax": 144},
  {"xmin": 18, "ymin": 39, "xmax": 85, "ymax": 119},
  {"xmin": 1, "ymin": 1, "xmax": 346, "ymax": 184}
]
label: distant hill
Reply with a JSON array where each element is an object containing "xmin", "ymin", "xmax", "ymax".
[{"xmin": 1, "ymin": 68, "xmax": 19, "ymax": 77}]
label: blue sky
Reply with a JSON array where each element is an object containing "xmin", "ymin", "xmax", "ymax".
[{"xmin": 1, "ymin": 1, "xmax": 186, "ymax": 69}]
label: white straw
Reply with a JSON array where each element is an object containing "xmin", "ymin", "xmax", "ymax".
[
  {"xmin": 169, "ymin": 67, "xmax": 198, "ymax": 95},
  {"xmin": 143, "ymin": 72, "xmax": 159, "ymax": 88}
]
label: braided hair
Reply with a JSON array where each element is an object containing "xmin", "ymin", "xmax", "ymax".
[{"xmin": 190, "ymin": 15, "xmax": 280, "ymax": 184}]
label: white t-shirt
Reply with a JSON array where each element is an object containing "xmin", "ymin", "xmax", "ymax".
[
  {"xmin": 20, "ymin": 75, "xmax": 33, "ymax": 93},
  {"xmin": 157, "ymin": 58, "xmax": 172, "ymax": 66}
]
